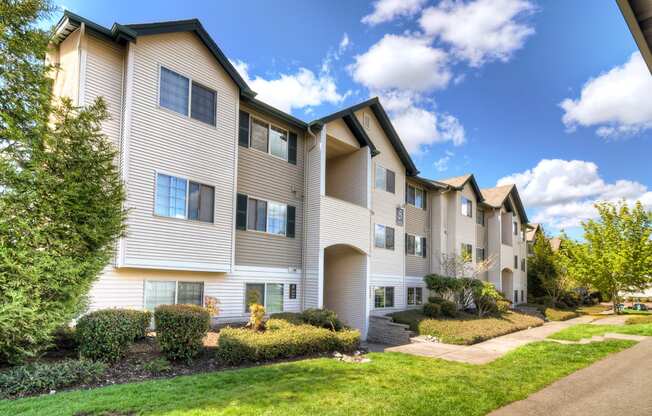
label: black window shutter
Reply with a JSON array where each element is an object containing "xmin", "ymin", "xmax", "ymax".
[
  {"xmin": 405, "ymin": 233, "xmax": 408, "ymax": 254},
  {"xmin": 236, "ymin": 193, "xmax": 248, "ymax": 230},
  {"xmin": 386, "ymin": 227, "xmax": 395, "ymax": 250},
  {"xmin": 422, "ymin": 237, "xmax": 427, "ymax": 258},
  {"xmin": 423, "ymin": 191, "xmax": 427, "ymax": 210},
  {"xmin": 286, "ymin": 205, "xmax": 296, "ymax": 238},
  {"xmin": 238, "ymin": 110, "xmax": 250, "ymax": 147},
  {"xmin": 288, "ymin": 132, "xmax": 297, "ymax": 165},
  {"xmin": 387, "ymin": 170, "xmax": 395, "ymax": 194}
]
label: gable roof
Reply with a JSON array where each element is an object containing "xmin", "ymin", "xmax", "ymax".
[
  {"xmin": 52, "ymin": 11, "xmax": 256, "ymax": 98},
  {"xmin": 312, "ymin": 97, "xmax": 419, "ymax": 177},
  {"xmin": 526, "ymin": 223, "xmax": 542, "ymax": 242},
  {"xmin": 438, "ymin": 174, "xmax": 484, "ymax": 201},
  {"xmin": 617, "ymin": 0, "xmax": 652, "ymax": 74},
  {"xmin": 409, "ymin": 176, "xmax": 451, "ymax": 191},
  {"xmin": 480, "ymin": 184, "xmax": 529, "ymax": 224}
]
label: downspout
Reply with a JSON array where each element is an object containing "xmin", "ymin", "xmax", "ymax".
[
  {"xmin": 76, "ymin": 22, "xmax": 86, "ymax": 106},
  {"xmin": 301, "ymin": 124, "xmax": 318, "ymax": 310}
]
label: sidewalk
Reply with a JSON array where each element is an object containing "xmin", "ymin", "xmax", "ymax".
[{"xmin": 383, "ymin": 316, "xmax": 595, "ymax": 364}]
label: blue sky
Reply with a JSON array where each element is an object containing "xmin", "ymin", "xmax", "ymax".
[{"xmin": 52, "ymin": 0, "xmax": 652, "ymax": 237}]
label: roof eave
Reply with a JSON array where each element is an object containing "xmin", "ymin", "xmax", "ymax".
[{"xmin": 617, "ymin": 0, "xmax": 652, "ymax": 74}]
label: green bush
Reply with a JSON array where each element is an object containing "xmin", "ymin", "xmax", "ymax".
[
  {"xmin": 423, "ymin": 303, "xmax": 441, "ymax": 318},
  {"xmin": 626, "ymin": 315, "xmax": 652, "ymax": 325},
  {"xmin": 428, "ymin": 296, "xmax": 446, "ymax": 304},
  {"xmin": 155, "ymin": 304, "xmax": 210, "ymax": 362},
  {"xmin": 0, "ymin": 359, "xmax": 106, "ymax": 399},
  {"xmin": 141, "ymin": 357, "xmax": 172, "ymax": 375},
  {"xmin": 544, "ymin": 308, "xmax": 579, "ymax": 321},
  {"xmin": 215, "ymin": 319, "xmax": 359, "ymax": 365},
  {"xmin": 424, "ymin": 275, "xmax": 461, "ymax": 299},
  {"xmin": 269, "ymin": 309, "xmax": 344, "ymax": 331},
  {"xmin": 268, "ymin": 312, "xmax": 304, "ymax": 325},
  {"xmin": 76, "ymin": 309, "xmax": 151, "ymax": 362},
  {"xmin": 439, "ymin": 300, "xmax": 458, "ymax": 317}
]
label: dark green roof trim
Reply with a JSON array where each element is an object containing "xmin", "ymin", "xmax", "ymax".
[
  {"xmin": 342, "ymin": 112, "xmax": 379, "ymax": 156},
  {"xmin": 410, "ymin": 176, "xmax": 450, "ymax": 190},
  {"xmin": 312, "ymin": 97, "xmax": 419, "ymax": 176},
  {"xmin": 52, "ymin": 11, "xmax": 255, "ymax": 98},
  {"xmin": 450, "ymin": 174, "xmax": 485, "ymax": 202},
  {"xmin": 241, "ymin": 96, "xmax": 307, "ymax": 130}
]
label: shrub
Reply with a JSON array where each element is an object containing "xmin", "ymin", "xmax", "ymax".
[
  {"xmin": 472, "ymin": 282, "xmax": 504, "ymax": 317},
  {"xmin": 247, "ymin": 304, "xmax": 265, "ymax": 331},
  {"xmin": 423, "ymin": 303, "xmax": 441, "ymax": 318},
  {"xmin": 424, "ymin": 274, "xmax": 460, "ymax": 300},
  {"xmin": 141, "ymin": 357, "xmax": 172, "ymax": 375},
  {"xmin": 496, "ymin": 299, "xmax": 511, "ymax": 314},
  {"xmin": 155, "ymin": 304, "xmax": 210, "ymax": 362},
  {"xmin": 428, "ymin": 296, "xmax": 445, "ymax": 304},
  {"xmin": 626, "ymin": 315, "xmax": 652, "ymax": 325},
  {"xmin": 300, "ymin": 308, "xmax": 343, "ymax": 331},
  {"xmin": 439, "ymin": 300, "xmax": 458, "ymax": 317},
  {"xmin": 268, "ymin": 312, "xmax": 304, "ymax": 325},
  {"xmin": 0, "ymin": 359, "xmax": 106, "ymax": 399},
  {"xmin": 51, "ymin": 326, "xmax": 78, "ymax": 352},
  {"xmin": 544, "ymin": 308, "xmax": 579, "ymax": 321},
  {"xmin": 76, "ymin": 309, "xmax": 151, "ymax": 362},
  {"xmin": 215, "ymin": 319, "xmax": 359, "ymax": 365}
]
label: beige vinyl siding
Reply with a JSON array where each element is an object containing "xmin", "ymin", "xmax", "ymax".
[
  {"xmin": 325, "ymin": 148, "xmax": 367, "ymax": 207},
  {"xmin": 326, "ymin": 118, "xmax": 359, "ymax": 148},
  {"xmin": 457, "ymin": 184, "xmax": 477, "ymax": 261},
  {"xmin": 357, "ymin": 109, "xmax": 406, "ymax": 278},
  {"xmin": 320, "ymin": 196, "xmax": 371, "ymax": 254},
  {"xmin": 406, "ymin": 203, "xmax": 429, "ymax": 277},
  {"xmin": 83, "ymin": 33, "xmax": 124, "ymax": 149},
  {"xmin": 302, "ymin": 130, "xmax": 322, "ymax": 309},
  {"xmin": 324, "ymin": 245, "xmax": 367, "ymax": 331},
  {"xmin": 122, "ymin": 32, "xmax": 237, "ymax": 271},
  {"xmin": 235, "ymin": 105, "xmax": 304, "ymax": 268},
  {"xmin": 49, "ymin": 29, "xmax": 81, "ymax": 105}
]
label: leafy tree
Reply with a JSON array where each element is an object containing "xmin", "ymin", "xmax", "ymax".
[
  {"xmin": 0, "ymin": 0, "xmax": 126, "ymax": 363},
  {"xmin": 564, "ymin": 201, "xmax": 652, "ymax": 314},
  {"xmin": 527, "ymin": 232, "xmax": 573, "ymax": 306}
]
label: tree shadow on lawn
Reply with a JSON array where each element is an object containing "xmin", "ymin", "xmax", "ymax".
[{"xmin": 1, "ymin": 340, "xmax": 633, "ymax": 416}]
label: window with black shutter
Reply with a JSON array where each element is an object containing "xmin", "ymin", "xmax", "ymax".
[
  {"xmin": 386, "ymin": 169, "xmax": 395, "ymax": 194},
  {"xmin": 286, "ymin": 205, "xmax": 296, "ymax": 238},
  {"xmin": 236, "ymin": 193, "xmax": 248, "ymax": 230},
  {"xmin": 288, "ymin": 132, "xmax": 297, "ymax": 165},
  {"xmin": 238, "ymin": 111, "xmax": 250, "ymax": 147}
]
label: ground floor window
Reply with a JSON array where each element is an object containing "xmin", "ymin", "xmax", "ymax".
[
  {"xmin": 514, "ymin": 290, "xmax": 518, "ymax": 303},
  {"xmin": 144, "ymin": 280, "xmax": 204, "ymax": 311},
  {"xmin": 407, "ymin": 287, "xmax": 423, "ymax": 305},
  {"xmin": 374, "ymin": 286, "xmax": 395, "ymax": 308},
  {"xmin": 245, "ymin": 283, "xmax": 284, "ymax": 314}
]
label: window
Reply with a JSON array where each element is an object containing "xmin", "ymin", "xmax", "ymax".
[
  {"xmin": 461, "ymin": 243, "xmax": 473, "ymax": 260},
  {"xmin": 190, "ymin": 82, "xmax": 216, "ymax": 125},
  {"xmin": 461, "ymin": 196, "xmax": 473, "ymax": 217},
  {"xmin": 251, "ymin": 118, "xmax": 269, "ymax": 153},
  {"xmin": 406, "ymin": 234, "xmax": 426, "ymax": 257},
  {"xmin": 144, "ymin": 280, "xmax": 204, "ymax": 311},
  {"xmin": 407, "ymin": 185, "xmax": 425, "ymax": 209},
  {"xmin": 514, "ymin": 255, "xmax": 518, "ymax": 269},
  {"xmin": 514, "ymin": 290, "xmax": 519, "ymax": 303},
  {"xmin": 513, "ymin": 221, "xmax": 518, "ymax": 235},
  {"xmin": 155, "ymin": 173, "xmax": 214, "ymax": 223},
  {"xmin": 527, "ymin": 241, "xmax": 534, "ymax": 255},
  {"xmin": 289, "ymin": 284, "xmax": 297, "ymax": 300},
  {"xmin": 476, "ymin": 247, "xmax": 485, "ymax": 262},
  {"xmin": 407, "ymin": 287, "xmax": 423, "ymax": 306},
  {"xmin": 477, "ymin": 208, "xmax": 485, "ymax": 226},
  {"xmin": 521, "ymin": 290, "xmax": 524, "ymax": 302},
  {"xmin": 521, "ymin": 258, "xmax": 526, "ymax": 271},
  {"xmin": 159, "ymin": 67, "xmax": 216, "ymax": 125},
  {"xmin": 245, "ymin": 283, "xmax": 284, "ymax": 314},
  {"xmin": 269, "ymin": 126, "xmax": 288, "ymax": 159},
  {"xmin": 374, "ymin": 224, "xmax": 395, "ymax": 250},
  {"xmin": 374, "ymin": 286, "xmax": 394, "ymax": 308},
  {"xmin": 237, "ymin": 194, "xmax": 296, "ymax": 238},
  {"xmin": 375, "ymin": 164, "xmax": 395, "ymax": 193}
]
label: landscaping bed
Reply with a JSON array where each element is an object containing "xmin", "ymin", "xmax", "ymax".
[
  {"xmin": 521, "ymin": 303, "xmax": 580, "ymax": 321},
  {"xmin": 389, "ymin": 310, "xmax": 543, "ymax": 345}
]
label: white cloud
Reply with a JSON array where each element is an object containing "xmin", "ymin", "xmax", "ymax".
[
  {"xmin": 434, "ymin": 150, "xmax": 455, "ymax": 172},
  {"xmin": 339, "ymin": 33, "xmax": 350, "ymax": 53},
  {"xmin": 380, "ymin": 92, "xmax": 466, "ymax": 153},
  {"xmin": 497, "ymin": 159, "xmax": 652, "ymax": 229},
  {"xmin": 361, "ymin": 0, "xmax": 426, "ymax": 26},
  {"xmin": 350, "ymin": 34, "xmax": 451, "ymax": 92},
  {"xmin": 232, "ymin": 60, "xmax": 345, "ymax": 113},
  {"xmin": 560, "ymin": 52, "xmax": 652, "ymax": 138},
  {"xmin": 419, "ymin": 0, "xmax": 535, "ymax": 67}
]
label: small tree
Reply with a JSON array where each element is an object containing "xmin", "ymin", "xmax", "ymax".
[
  {"xmin": 528, "ymin": 232, "xmax": 572, "ymax": 306},
  {"xmin": 564, "ymin": 201, "xmax": 652, "ymax": 314}
]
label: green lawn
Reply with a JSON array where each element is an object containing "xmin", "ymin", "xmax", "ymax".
[
  {"xmin": 620, "ymin": 309, "xmax": 652, "ymax": 315},
  {"xmin": 0, "ymin": 340, "xmax": 633, "ymax": 416},
  {"xmin": 548, "ymin": 323, "xmax": 652, "ymax": 341}
]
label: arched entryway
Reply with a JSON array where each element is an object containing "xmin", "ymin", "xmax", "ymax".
[
  {"xmin": 323, "ymin": 244, "xmax": 367, "ymax": 333},
  {"xmin": 501, "ymin": 268, "xmax": 514, "ymax": 303}
]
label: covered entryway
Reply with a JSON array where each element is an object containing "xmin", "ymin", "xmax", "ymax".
[
  {"xmin": 323, "ymin": 244, "xmax": 368, "ymax": 334},
  {"xmin": 501, "ymin": 268, "xmax": 514, "ymax": 303}
]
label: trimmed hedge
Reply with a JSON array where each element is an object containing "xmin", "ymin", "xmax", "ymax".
[
  {"xmin": 76, "ymin": 309, "xmax": 152, "ymax": 362},
  {"xmin": 423, "ymin": 303, "xmax": 441, "ymax": 318},
  {"xmin": 0, "ymin": 359, "xmax": 106, "ymax": 399},
  {"xmin": 270, "ymin": 308, "xmax": 343, "ymax": 331},
  {"xmin": 543, "ymin": 308, "xmax": 579, "ymax": 321},
  {"xmin": 155, "ymin": 304, "xmax": 210, "ymax": 362},
  {"xmin": 215, "ymin": 319, "xmax": 359, "ymax": 365},
  {"xmin": 626, "ymin": 315, "xmax": 652, "ymax": 325}
]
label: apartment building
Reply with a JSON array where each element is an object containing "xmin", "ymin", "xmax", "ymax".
[{"xmin": 48, "ymin": 12, "xmax": 528, "ymax": 339}]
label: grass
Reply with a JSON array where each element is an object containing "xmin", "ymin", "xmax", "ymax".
[
  {"xmin": 576, "ymin": 304, "xmax": 612, "ymax": 315},
  {"xmin": 548, "ymin": 323, "xmax": 652, "ymax": 341},
  {"xmin": 626, "ymin": 315, "xmax": 652, "ymax": 325},
  {"xmin": 619, "ymin": 309, "xmax": 652, "ymax": 315},
  {"xmin": 521, "ymin": 304, "xmax": 579, "ymax": 321},
  {"xmin": 0, "ymin": 340, "xmax": 634, "ymax": 416},
  {"xmin": 389, "ymin": 310, "xmax": 543, "ymax": 345}
]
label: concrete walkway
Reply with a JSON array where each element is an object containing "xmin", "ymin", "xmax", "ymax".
[
  {"xmin": 384, "ymin": 316, "xmax": 595, "ymax": 364},
  {"xmin": 489, "ymin": 338, "xmax": 652, "ymax": 415},
  {"xmin": 590, "ymin": 314, "xmax": 630, "ymax": 325}
]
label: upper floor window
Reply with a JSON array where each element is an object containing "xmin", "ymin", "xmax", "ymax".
[
  {"xmin": 407, "ymin": 185, "xmax": 425, "ymax": 209},
  {"xmin": 155, "ymin": 173, "xmax": 214, "ymax": 223},
  {"xmin": 375, "ymin": 164, "xmax": 395, "ymax": 194},
  {"xmin": 236, "ymin": 193, "xmax": 296, "ymax": 238},
  {"xmin": 239, "ymin": 111, "xmax": 297, "ymax": 164},
  {"xmin": 374, "ymin": 224, "xmax": 395, "ymax": 250},
  {"xmin": 159, "ymin": 67, "xmax": 216, "ymax": 126},
  {"xmin": 514, "ymin": 255, "xmax": 518, "ymax": 269},
  {"xmin": 406, "ymin": 234, "xmax": 426, "ymax": 257},
  {"xmin": 477, "ymin": 208, "xmax": 485, "ymax": 226},
  {"xmin": 461, "ymin": 196, "xmax": 473, "ymax": 217},
  {"xmin": 513, "ymin": 221, "xmax": 518, "ymax": 235},
  {"xmin": 461, "ymin": 243, "xmax": 473, "ymax": 260},
  {"xmin": 476, "ymin": 247, "xmax": 485, "ymax": 262},
  {"xmin": 521, "ymin": 258, "xmax": 526, "ymax": 271}
]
